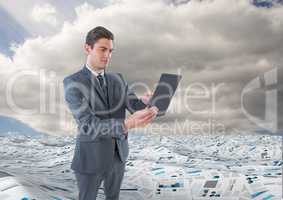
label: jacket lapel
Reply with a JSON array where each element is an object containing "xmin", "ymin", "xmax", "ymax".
[{"xmin": 105, "ymin": 73, "xmax": 114, "ymax": 108}]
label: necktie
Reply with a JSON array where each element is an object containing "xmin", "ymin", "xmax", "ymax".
[
  {"xmin": 97, "ymin": 73, "xmax": 107, "ymax": 97},
  {"xmin": 97, "ymin": 73, "xmax": 104, "ymax": 88},
  {"xmin": 97, "ymin": 73, "xmax": 116, "ymax": 155}
]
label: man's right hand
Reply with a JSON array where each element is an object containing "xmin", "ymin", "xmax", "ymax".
[{"xmin": 124, "ymin": 106, "xmax": 158, "ymax": 132}]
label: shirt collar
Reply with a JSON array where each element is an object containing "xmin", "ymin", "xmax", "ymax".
[{"xmin": 86, "ymin": 63, "xmax": 105, "ymax": 77}]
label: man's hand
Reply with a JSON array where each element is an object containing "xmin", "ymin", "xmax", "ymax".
[
  {"xmin": 124, "ymin": 106, "xmax": 158, "ymax": 133},
  {"xmin": 140, "ymin": 90, "xmax": 153, "ymax": 105}
]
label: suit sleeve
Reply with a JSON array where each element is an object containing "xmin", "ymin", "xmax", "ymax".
[
  {"xmin": 118, "ymin": 74, "xmax": 147, "ymax": 114},
  {"xmin": 63, "ymin": 77, "xmax": 126, "ymax": 140}
]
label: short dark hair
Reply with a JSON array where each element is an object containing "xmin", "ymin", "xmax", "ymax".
[{"xmin": 85, "ymin": 26, "xmax": 114, "ymax": 48}]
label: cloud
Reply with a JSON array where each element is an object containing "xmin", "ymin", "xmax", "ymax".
[
  {"xmin": 0, "ymin": 0, "xmax": 282, "ymax": 135},
  {"xmin": 0, "ymin": 6, "xmax": 30, "ymax": 56},
  {"xmin": 30, "ymin": 3, "xmax": 58, "ymax": 27},
  {"xmin": 0, "ymin": 0, "xmax": 114, "ymax": 37}
]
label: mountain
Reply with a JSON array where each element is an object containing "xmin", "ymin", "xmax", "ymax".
[
  {"xmin": 0, "ymin": 115, "xmax": 45, "ymax": 137},
  {"xmin": 256, "ymin": 129, "xmax": 283, "ymax": 136},
  {"xmin": 252, "ymin": 0, "xmax": 283, "ymax": 8},
  {"xmin": 168, "ymin": 0, "xmax": 283, "ymax": 7}
]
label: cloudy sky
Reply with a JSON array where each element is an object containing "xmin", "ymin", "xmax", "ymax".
[{"xmin": 0, "ymin": 0, "xmax": 282, "ymax": 136}]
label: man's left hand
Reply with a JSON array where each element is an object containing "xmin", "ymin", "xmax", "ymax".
[{"xmin": 140, "ymin": 90, "xmax": 153, "ymax": 105}]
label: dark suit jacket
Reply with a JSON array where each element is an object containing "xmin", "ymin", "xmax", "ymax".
[{"xmin": 63, "ymin": 66, "xmax": 146, "ymax": 173}]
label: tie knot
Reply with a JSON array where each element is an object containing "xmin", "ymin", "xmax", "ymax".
[{"xmin": 97, "ymin": 73, "xmax": 104, "ymax": 88}]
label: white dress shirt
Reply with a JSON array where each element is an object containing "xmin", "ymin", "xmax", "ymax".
[{"xmin": 86, "ymin": 63, "xmax": 106, "ymax": 86}]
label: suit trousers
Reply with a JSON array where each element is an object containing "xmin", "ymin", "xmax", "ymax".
[{"xmin": 75, "ymin": 150, "xmax": 126, "ymax": 200}]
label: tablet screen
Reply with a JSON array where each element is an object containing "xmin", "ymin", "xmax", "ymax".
[{"xmin": 148, "ymin": 73, "xmax": 182, "ymax": 116}]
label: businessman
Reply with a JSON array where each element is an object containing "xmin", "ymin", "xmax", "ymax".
[{"xmin": 63, "ymin": 26, "xmax": 158, "ymax": 200}]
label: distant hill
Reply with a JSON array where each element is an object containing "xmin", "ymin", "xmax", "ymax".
[
  {"xmin": 0, "ymin": 115, "xmax": 45, "ymax": 137},
  {"xmin": 256, "ymin": 129, "xmax": 283, "ymax": 136},
  {"xmin": 169, "ymin": 0, "xmax": 283, "ymax": 8},
  {"xmin": 252, "ymin": 0, "xmax": 283, "ymax": 8}
]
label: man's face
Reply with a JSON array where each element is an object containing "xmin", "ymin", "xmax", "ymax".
[{"xmin": 85, "ymin": 38, "xmax": 113, "ymax": 71}]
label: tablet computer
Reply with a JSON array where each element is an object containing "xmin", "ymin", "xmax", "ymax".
[{"xmin": 148, "ymin": 73, "xmax": 182, "ymax": 116}]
